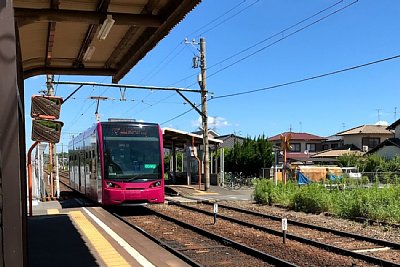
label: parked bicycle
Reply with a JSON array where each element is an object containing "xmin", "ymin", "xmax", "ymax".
[{"xmin": 222, "ymin": 172, "xmax": 252, "ymax": 190}]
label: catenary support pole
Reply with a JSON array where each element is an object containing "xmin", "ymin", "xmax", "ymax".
[
  {"xmin": 46, "ymin": 74, "xmax": 56, "ymax": 198},
  {"xmin": 55, "ymin": 155, "xmax": 60, "ymax": 198},
  {"xmin": 200, "ymin": 37, "xmax": 210, "ymax": 191}
]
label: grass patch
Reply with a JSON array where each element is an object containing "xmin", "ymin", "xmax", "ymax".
[{"xmin": 254, "ymin": 179, "xmax": 400, "ymax": 224}]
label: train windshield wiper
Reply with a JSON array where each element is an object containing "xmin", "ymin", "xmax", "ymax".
[{"xmin": 125, "ymin": 174, "xmax": 154, "ymax": 182}]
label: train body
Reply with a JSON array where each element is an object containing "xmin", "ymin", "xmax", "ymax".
[{"xmin": 68, "ymin": 121, "xmax": 164, "ymax": 205}]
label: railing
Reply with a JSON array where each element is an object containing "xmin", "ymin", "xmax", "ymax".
[{"xmin": 359, "ymin": 172, "xmax": 400, "ymax": 185}]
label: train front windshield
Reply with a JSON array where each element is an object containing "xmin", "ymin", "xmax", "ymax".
[{"xmin": 102, "ymin": 124, "xmax": 162, "ymax": 182}]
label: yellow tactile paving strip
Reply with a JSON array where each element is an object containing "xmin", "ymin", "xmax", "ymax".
[
  {"xmin": 47, "ymin": 209, "xmax": 60, "ymax": 214},
  {"xmin": 192, "ymin": 190, "xmax": 218, "ymax": 195},
  {"xmin": 69, "ymin": 210, "xmax": 131, "ymax": 267}
]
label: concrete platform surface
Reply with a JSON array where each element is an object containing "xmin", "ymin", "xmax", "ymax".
[{"xmin": 28, "ymin": 200, "xmax": 191, "ymax": 267}]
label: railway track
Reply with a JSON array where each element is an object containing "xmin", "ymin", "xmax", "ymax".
[
  {"xmin": 113, "ymin": 207, "xmax": 295, "ymax": 267},
  {"xmin": 163, "ymin": 201, "xmax": 400, "ymax": 266},
  {"xmin": 113, "ymin": 205, "xmax": 381, "ymax": 267},
  {"xmin": 57, "ymin": 171, "xmax": 399, "ymax": 265}
]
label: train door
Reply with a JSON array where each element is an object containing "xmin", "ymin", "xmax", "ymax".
[
  {"xmin": 96, "ymin": 141, "xmax": 102, "ymax": 203},
  {"xmin": 79, "ymin": 151, "xmax": 85, "ymax": 193},
  {"xmin": 73, "ymin": 154, "xmax": 79, "ymax": 190},
  {"xmin": 85, "ymin": 151, "xmax": 90, "ymax": 195}
]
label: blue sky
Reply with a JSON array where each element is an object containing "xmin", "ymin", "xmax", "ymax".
[{"xmin": 24, "ymin": 0, "xmax": 400, "ymax": 150}]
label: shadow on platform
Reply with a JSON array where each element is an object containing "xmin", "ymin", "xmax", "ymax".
[{"xmin": 28, "ymin": 214, "xmax": 99, "ymax": 267}]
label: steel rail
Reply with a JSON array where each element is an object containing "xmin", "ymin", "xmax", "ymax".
[
  {"xmin": 112, "ymin": 212, "xmax": 204, "ymax": 267},
  {"xmin": 170, "ymin": 202, "xmax": 400, "ymax": 267},
  {"xmin": 201, "ymin": 201, "xmax": 400, "ymax": 250},
  {"xmin": 128, "ymin": 207, "xmax": 297, "ymax": 267}
]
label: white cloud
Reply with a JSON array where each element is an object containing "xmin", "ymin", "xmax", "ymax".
[
  {"xmin": 375, "ymin": 120, "xmax": 389, "ymax": 126},
  {"xmin": 192, "ymin": 116, "xmax": 230, "ymax": 129}
]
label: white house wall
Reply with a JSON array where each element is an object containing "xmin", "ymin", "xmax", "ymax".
[
  {"xmin": 375, "ymin": 146, "xmax": 400, "ymax": 159},
  {"xmin": 343, "ymin": 135, "xmax": 362, "ymax": 149},
  {"xmin": 395, "ymin": 125, "xmax": 400, "ymax": 139},
  {"xmin": 343, "ymin": 134, "xmax": 392, "ymax": 150}
]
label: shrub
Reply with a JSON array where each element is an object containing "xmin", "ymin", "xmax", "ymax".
[
  {"xmin": 254, "ymin": 181, "xmax": 400, "ymax": 223},
  {"xmin": 291, "ymin": 184, "xmax": 332, "ymax": 214}
]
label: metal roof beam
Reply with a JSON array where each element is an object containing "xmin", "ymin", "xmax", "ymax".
[
  {"xmin": 24, "ymin": 67, "xmax": 117, "ymax": 79},
  {"xmin": 45, "ymin": 0, "xmax": 59, "ymax": 67},
  {"xmin": 15, "ymin": 8, "xmax": 162, "ymax": 27},
  {"xmin": 75, "ymin": 0, "xmax": 111, "ymax": 67}
]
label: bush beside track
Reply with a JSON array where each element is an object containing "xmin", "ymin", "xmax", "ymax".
[{"xmin": 254, "ymin": 179, "xmax": 400, "ymax": 224}]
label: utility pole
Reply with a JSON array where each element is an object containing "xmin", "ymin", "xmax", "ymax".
[
  {"xmin": 199, "ymin": 37, "xmax": 210, "ymax": 191},
  {"xmin": 184, "ymin": 37, "xmax": 210, "ymax": 190},
  {"xmin": 46, "ymin": 74, "xmax": 56, "ymax": 198}
]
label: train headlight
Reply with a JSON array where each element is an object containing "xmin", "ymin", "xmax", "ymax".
[
  {"xmin": 149, "ymin": 181, "xmax": 161, "ymax": 188},
  {"xmin": 106, "ymin": 182, "xmax": 121, "ymax": 188}
]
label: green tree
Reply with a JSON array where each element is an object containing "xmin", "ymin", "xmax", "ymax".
[
  {"xmin": 337, "ymin": 153, "xmax": 361, "ymax": 167},
  {"xmin": 225, "ymin": 135, "xmax": 273, "ymax": 177}
]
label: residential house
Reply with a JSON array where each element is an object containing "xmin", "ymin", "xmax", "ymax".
[
  {"xmin": 191, "ymin": 129, "xmax": 219, "ymax": 139},
  {"xmin": 268, "ymin": 132, "xmax": 326, "ymax": 163},
  {"xmin": 215, "ymin": 134, "xmax": 246, "ymax": 149},
  {"xmin": 310, "ymin": 149, "xmax": 363, "ymax": 164},
  {"xmin": 336, "ymin": 124, "xmax": 394, "ymax": 152},
  {"xmin": 321, "ymin": 135, "xmax": 343, "ymax": 150},
  {"xmin": 365, "ymin": 119, "xmax": 400, "ymax": 159}
]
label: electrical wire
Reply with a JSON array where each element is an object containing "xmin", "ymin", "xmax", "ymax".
[
  {"xmin": 137, "ymin": 42, "xmax": 185, "ymax": 84},
  {"xmin": 207, "ymin": 0, "xmax": 345, "ymax": 71},
  {"xmin": 187, "ymin": 0, "xmax": 248, "ymax": 37},
  {"xmin": 211, "ymin": 54, "xmax": 400, "ymax": 100},
  {"xmin": 207, "ymin": 0, "xmax": 358, "ymax": 80},
  {"xmin": 64, "ymin": 100, "xmax": 96, "ymax": 132},
  {"xmin": 54, "ymin": 75, "xmax": 61, "ymax": 95},
  {"xmin": 168, "ymin": 0, "xmax": 351, "ymax": 88},
  {"xmin": 197, "ymin": 0, "xmax": 260, "ymax": 37},
  {"xmin": 161, "ymin": 53, "xmax": 400, "ymax": 124},
  {"xmin": 161, "ymin": 105, "xmax": 200, "ymax": 126},
  {"xmin": 138, "ymin": 1, "xmax": 253, "ymax": 85},
  {"xmin": 127, "ymin": 1, "xmax": 261, "ymax": 114}
]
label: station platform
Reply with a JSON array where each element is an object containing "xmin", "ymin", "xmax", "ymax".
[
  {"xmin": 28, "ymin": 200, "xmax": 191, "ymax": 267},
  {"xmin": 27, "ymin": 185, "xmax": 254, "ymax": 266}
]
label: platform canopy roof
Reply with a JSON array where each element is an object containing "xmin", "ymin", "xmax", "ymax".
[
  {"xmin": 14, "ymin": 0, "xmax": 201, "ymax": 83},
  {"xmin": 162, "ymin": 128, "xmax": 223, "ymax": 150}
]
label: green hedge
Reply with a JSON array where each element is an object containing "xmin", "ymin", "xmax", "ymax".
[{"xmin": 254, "ymin": 179, "xmax": 400, "ymax": 223}]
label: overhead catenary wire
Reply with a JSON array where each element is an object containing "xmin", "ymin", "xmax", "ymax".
[
  {"xmin": 187, "ymin": 0, "xmax": 248, "ymax": 37},
  {"xmin": 196, "ymin": 0, "xmax": 260, "ymax": 37},
  {"xmin": 207, "ymin": 0, "xmax": 358, "ymax": 80},
  {"xmin": 207, "ymin": 0, "xmax": 345, "ymax": 71},
  {"xmin": 127, "ymin": 1, "xmax": 262, "ymax": 114},
  {"xmin": 169, "ymin": 0, "xmax": 352, "ymax": 88},
  {"xmin": 139, "ymin": 0, "xmax": 253, "ymax": 85},
  {"xmin": 137, "ymin": 42, "xmax": 186, "ymax": 85},
  {"xmin": 161, "ymin": 53, "xmax": 400, "ymax": 124},
  {"xmin": 211, "ymin": 53, "xmax": 400, "ymax": 100}
]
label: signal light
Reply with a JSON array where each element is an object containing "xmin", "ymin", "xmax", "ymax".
[{"xmin": 32, "ymin": 119, "xmax": 64, "ymax": 143}]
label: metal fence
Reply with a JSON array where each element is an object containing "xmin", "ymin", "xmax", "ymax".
[{"xmin": 359, "ymin": 172, "xmax": 400, "ymax": 185}]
